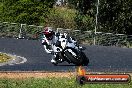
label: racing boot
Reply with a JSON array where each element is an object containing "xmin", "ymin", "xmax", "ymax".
[{"xmin": 51, "ymin": 55, "xmax": 58, "ymax": 66}]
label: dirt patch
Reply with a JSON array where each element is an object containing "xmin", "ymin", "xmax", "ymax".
[
  {"xmin": 0, "ymin": 71, "xmax": 131, "ymax": 79},
  {"xmin": 0, "ymin": 71, "xmax": 76, "ymax": 79}
]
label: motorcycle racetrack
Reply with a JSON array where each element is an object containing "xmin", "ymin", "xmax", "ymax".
[{"xmin": 0, "ymin": 38, "xmax": 132, "ymax": 72}]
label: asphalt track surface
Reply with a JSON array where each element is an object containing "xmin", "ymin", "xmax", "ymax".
[{"xmin": 0, "ymin": 38, "xmax": 132, "ymax": 72}]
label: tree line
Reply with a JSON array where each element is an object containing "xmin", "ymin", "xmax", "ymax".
[{"xmin": 0, "ymin": 0, "xmax": 131, "ymax": 34}]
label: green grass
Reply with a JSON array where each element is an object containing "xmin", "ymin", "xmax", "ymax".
[
  {"xmin": 54, "ymin": 7, "xmax": 76, "ymax": 21},
  {"xmin": 0, "ymin": 53, "xmax": 12, "ymax": 63},
  {"xmin": 47, "ymin": 7, "xmax": 76, "ymax": 29},
  {"xmin": 0, "ymin": 77, "xmax": 131, "ymax": 88}
]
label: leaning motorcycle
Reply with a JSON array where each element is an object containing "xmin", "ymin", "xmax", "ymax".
[{"xmin": 51, "ymin": 32, "xmax": 89, "ymax": 66}]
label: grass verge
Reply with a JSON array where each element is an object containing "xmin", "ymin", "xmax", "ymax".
[
  {"xmin": 0, "ymin": 77, "xmax": 132, "ymax": 88},
  {"xmin": 0, "ymin": 53, "xmax": 12, "ymax": 63}
]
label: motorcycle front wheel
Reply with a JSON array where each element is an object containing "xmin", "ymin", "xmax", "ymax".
[
  {"xmin": 80, "ymin": 52, "xmax": 89, "ymax": 66},
  {"xmin": 64, "ymin": 47, "xmax": 83, "ymax": 66}
]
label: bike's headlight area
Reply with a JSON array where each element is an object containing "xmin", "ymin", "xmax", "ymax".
[
  {"xmin": 61, "ymin": 40, "xmax": 67, "ymax": 49},
  {"xmin": 61, "ymin": 43, "xmax": 66, "ymax": 49},
  {"xmin": 57, "ymin": 48, "xmax": 61, "ymax": 51}
]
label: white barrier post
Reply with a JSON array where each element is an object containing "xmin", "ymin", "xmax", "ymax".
[
  {"xmin": 94, "ymin": 0, "xmax": 100, "ymax": 45},
  {"xmin": 18, "ymin": 24, "xmax": 26, "ymax": 39}
]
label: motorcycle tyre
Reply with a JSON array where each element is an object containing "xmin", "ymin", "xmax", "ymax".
[
  {"xmin": 80, "ymin": 52, "xmax": 89, "ymax": 66},
  {"xmin": 64, "ymin": 47, "xmax": 83, "ymax": 66}
]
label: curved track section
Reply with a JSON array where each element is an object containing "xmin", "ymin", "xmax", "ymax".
[{"xmin": 0, "ymin": 38, "xmax": 132, "ymax": 72}]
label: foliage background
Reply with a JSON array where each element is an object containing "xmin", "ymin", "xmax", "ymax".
[{"xmin": 0, "ymin": 0, "xmax": 132, "ymax": 34}]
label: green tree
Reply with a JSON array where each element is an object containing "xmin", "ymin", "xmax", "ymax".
[
  {"xmin": 98, "ymin": 0, "xmax": 132, "ymax": 34},
  {"xmin": 67, "ymin": 0, "xmax": 94, "ymax": 31},
  {"xmin": 0, "ymin": 0, "xmax": 55, "ymax": 25},
  {"xmin": 67, "ymin": 0, "xmax": 91, "ymax": 14}
]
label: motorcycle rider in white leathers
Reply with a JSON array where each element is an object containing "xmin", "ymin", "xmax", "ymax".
[{"xmin": 41, "ymin": 27, "xmax": 77, "ymax": 64}]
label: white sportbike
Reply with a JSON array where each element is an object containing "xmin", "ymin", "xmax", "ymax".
[{"xmin": 51, "ymin": 32, "xmax": 89, "ymax": 66}]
